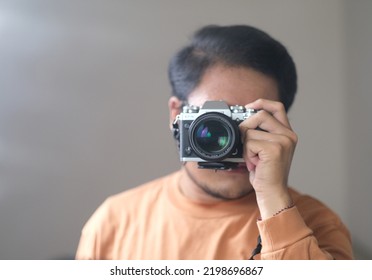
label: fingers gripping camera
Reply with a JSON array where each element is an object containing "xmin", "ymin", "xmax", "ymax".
[{"xmin": 173, "ymin": 101, "xmax": 258, "ymax": 170}]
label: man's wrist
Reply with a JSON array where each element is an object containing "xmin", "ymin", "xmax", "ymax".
[{"xmin": 256, "ymin": 188, "xmax": 293, "ymax": 220}]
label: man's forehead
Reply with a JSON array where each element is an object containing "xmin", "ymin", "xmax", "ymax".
[
  {"xmin": 185, "ymin": 66, "xmax": 279, "ymax": 107},
  {"xmin": 186, "ymin": 92, "xmax": 278, "ymax": 108}
]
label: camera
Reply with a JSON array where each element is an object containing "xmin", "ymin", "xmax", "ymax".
[{"xmin": 173, "ymin": 101, "xmax": 258, "ymax": 169}]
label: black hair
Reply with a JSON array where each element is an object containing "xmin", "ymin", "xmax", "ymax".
[{"xmin": 168, "ymin": 25, "xmax": 297, "ymax": 111}]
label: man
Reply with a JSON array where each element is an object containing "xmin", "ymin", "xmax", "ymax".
[{"xmin": 76, "ymin": 25, "xmax": 353, "ymax": 259}]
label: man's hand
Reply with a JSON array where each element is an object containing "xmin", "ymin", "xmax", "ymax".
[{"xmin": 239, "ymin": 99, "xmax": 298, "ymax": 219}]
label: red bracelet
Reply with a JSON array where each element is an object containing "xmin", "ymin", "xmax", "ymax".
[{"xmin": 272, "ymin": 204, "xmax": 294, "ymax": 217}]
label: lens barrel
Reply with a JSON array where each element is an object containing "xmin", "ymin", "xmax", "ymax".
[{"xmin": 189, "ymin": 112, "xmax": 240, "ymax": 161}]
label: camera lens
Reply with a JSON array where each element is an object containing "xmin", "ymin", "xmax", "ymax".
[
  {"xmin": 195, "ymin": 120, "xmax": 229, "ymax": 152},
  {"xmin": 189, "ymin": 113, "xmax": 239, "ymax": 161}
]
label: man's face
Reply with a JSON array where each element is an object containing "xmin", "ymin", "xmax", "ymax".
[{"xmin": 171, "ymin": 65, "xmax": 280, "ymax": 200}]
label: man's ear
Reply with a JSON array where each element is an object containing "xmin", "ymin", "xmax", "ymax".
[{"xmin": 168, "ymin": 96, "xmax": 183, "ymax": 130}]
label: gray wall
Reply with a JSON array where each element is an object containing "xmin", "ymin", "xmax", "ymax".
[
  {"xmin": 344, "ymin": 0, "xmax": 372, "ymax": 259},
  {"xmin": 0, "ymin": 0, "xmax": 371, "ymax": 259}
]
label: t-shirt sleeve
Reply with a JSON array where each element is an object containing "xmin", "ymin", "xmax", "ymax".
[
  {"xmin": 256, "ymin": 206, "xmax": 353, "ymax": 260},
  {"xmin": 75, "ymin": 198, "xmax": 115, "ymax": 260},
  {"xmin": 75, "ymin": 222, "xmax": 98, "ymax": 260}
]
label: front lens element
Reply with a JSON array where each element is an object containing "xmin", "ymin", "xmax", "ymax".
[
  {"xmin": 195, "ymin": 120, "xmax": 230, "ymax": 153},
  {"xmin": 189, "ymin": 112, "xmax": 239, "ymax": 161}
]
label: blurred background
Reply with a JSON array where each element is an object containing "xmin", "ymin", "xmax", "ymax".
[{"xmin": 0, "ymin": 0, "xmax": 371, "ymax": 259}]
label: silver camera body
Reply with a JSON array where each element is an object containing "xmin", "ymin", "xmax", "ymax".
[{"xmin": 175, "ymin": 101, "xmax": 257, "ymax": 166}]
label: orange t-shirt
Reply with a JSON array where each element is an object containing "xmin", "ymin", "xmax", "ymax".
[{"xmin": 76, "ymin": 171, "xmax": 353, "ymax": 259}]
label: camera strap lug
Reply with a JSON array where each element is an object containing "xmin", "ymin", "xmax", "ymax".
[{"xmin": 172, "ymin": 115, "xmax": 180, "ymax": 142}]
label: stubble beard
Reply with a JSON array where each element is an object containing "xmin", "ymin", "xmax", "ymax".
[{"xmin": 184, "ymin": 163, "xmax": 252, "ymax": 201}]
